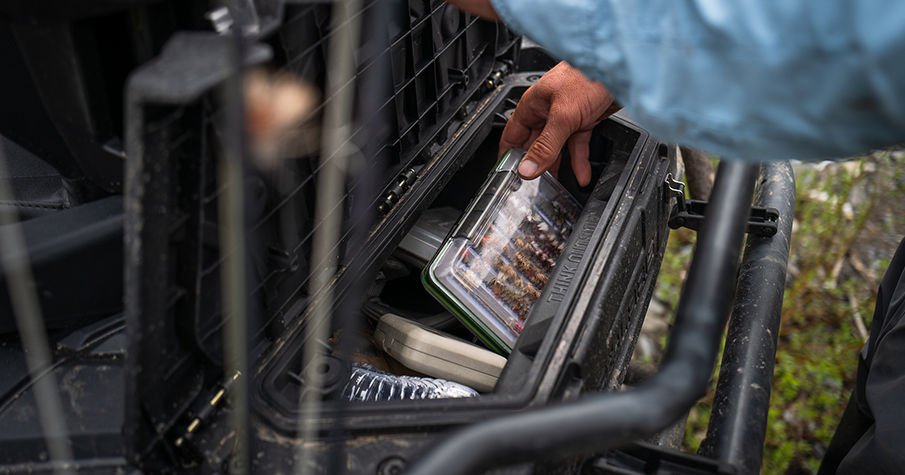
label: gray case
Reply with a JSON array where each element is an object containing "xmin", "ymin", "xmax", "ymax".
[{"xmin": 374, "ymin": 313, "xmax": 507, "ymax": 392}]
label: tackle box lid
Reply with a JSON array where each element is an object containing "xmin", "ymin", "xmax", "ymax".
[{"xmin": 122, "ymin": 1, "xmax": 521, "ymax": 465}]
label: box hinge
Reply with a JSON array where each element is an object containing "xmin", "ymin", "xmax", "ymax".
[
  {"xmin": 378, "ymin": 167, "xmax": 419, "ymax": 215},
  {"xmin": 484, "ymin": 61, "xmax": 513, "ymax": 90}
]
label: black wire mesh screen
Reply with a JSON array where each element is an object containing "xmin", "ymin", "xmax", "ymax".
[{"xmin": 124, "ymin": 0, "xmax": 517, "ymax": 462}]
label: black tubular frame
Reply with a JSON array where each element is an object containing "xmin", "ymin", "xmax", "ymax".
[
  {"xmin": 699, "ymin": 161, "xmax": 795, "ymax": 473},
  {"xmin": 407, "ymin": 161, "xmax": 760, "ymax": 475}
]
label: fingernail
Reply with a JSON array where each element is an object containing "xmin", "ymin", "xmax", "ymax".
[{"xmin": 518, "ymin": 159, "xmax": 538, "ymax": 178}]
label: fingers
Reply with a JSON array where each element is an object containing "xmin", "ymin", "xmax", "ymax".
[
  {"xmin": 526, "ymin": 129, "xmax": 541, "ymax": 149},
  {"xmin": 498, "ymin": 60, "xmax": 614, "ymax": 183},
  {"xmin": 499, "ymin": 112, "xmax": 535, "ymax": 158},
  {"xmin": 600, "ymin": 101, "xmax": 623, "ymax": 121},
  {"xmin": 518, "ymin": 108, "xmax": 575, "ymax": 180},
  {"xmin": 567, "ymin": 130, "xmax": 593, "ymax": 186},
  {"xmin": 499, "ymin": 87, "xmax": 548, "ymax": 157}
]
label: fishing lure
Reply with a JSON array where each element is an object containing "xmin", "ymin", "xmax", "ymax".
[
  {"xmin": 513, "ymin": 252, "xmax": 548, "ymax": 288},
  {"xmin": 494, "ymin": 258, "xmax": 541, "ymax": 298},
  {"xmin": 513, "ymin": 236, "xmax": 556, "ymax": 270},
  {"xmin": 488, "ymin": 279, "xmax": 531, "ymax": 320}
]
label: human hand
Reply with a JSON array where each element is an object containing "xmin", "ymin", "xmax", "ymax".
[
  {"xmin": 500, "ymin": 62, "xmax": 620, "ymax": 186},
  {"xmin": 445, "ymin": 0, "xmax": 499, "ymax": 20}
]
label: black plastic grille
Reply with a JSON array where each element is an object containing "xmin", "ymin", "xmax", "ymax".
[{"xmin": 132, "ymin": 0, "xmax": 517, "ymax": 363}]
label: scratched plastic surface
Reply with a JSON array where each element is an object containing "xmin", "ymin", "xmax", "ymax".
[
  {"xmin": 342, "ymin": 363, "xmax": 479, "ymax": 401},
  {"xmin": 427, "ymin": 164, "xmax": 581, "ymax": 352}
]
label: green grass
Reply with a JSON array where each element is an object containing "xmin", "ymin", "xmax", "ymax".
[{"xmin": 651, "ymin": 153, "xmax": 905, "ymax": 473}]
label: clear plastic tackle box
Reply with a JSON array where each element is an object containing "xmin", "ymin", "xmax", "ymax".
[{"xmin": 422, "ymin": 149, "xmax": 582, "ymax": 354}]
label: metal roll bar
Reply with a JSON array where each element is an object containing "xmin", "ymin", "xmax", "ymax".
[{"xmin": 407, "ymin": 160, "xmax": 760, "ymax": 475}]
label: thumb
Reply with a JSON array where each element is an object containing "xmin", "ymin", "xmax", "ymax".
[{"xmin": 519, "ymin": 117, "xmax": 574, "ymax": 180}]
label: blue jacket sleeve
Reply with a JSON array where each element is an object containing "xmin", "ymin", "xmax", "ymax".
[{"xmin": 490, "ymin": 0, "xmax": 905, "ymax": 160}]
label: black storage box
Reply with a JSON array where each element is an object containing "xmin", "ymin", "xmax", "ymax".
[{"xmin": 0, "ymin": 1, "xmax": 676, "ymax": 473}]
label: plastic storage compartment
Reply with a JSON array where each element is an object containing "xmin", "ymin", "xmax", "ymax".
[
  {"xmin": 258, "ymin": 64, "xmax": 673, "ymax": 413},
  {"xmin": 0, "ymin": 0, "xmax": 677, "ymax": 473},
  {"xmin": 423, "ymin": 149, "xmax": 581, "ymax": 353}
]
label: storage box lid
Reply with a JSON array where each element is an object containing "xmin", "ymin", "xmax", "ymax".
[{"xmin": 123, "ymin": 1, "xmax": 520, "ymax": 464}]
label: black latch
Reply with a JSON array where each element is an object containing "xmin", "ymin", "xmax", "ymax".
[{"xmin": 665, "ymin": 174, "xmax": 779, "ymax": 237}]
